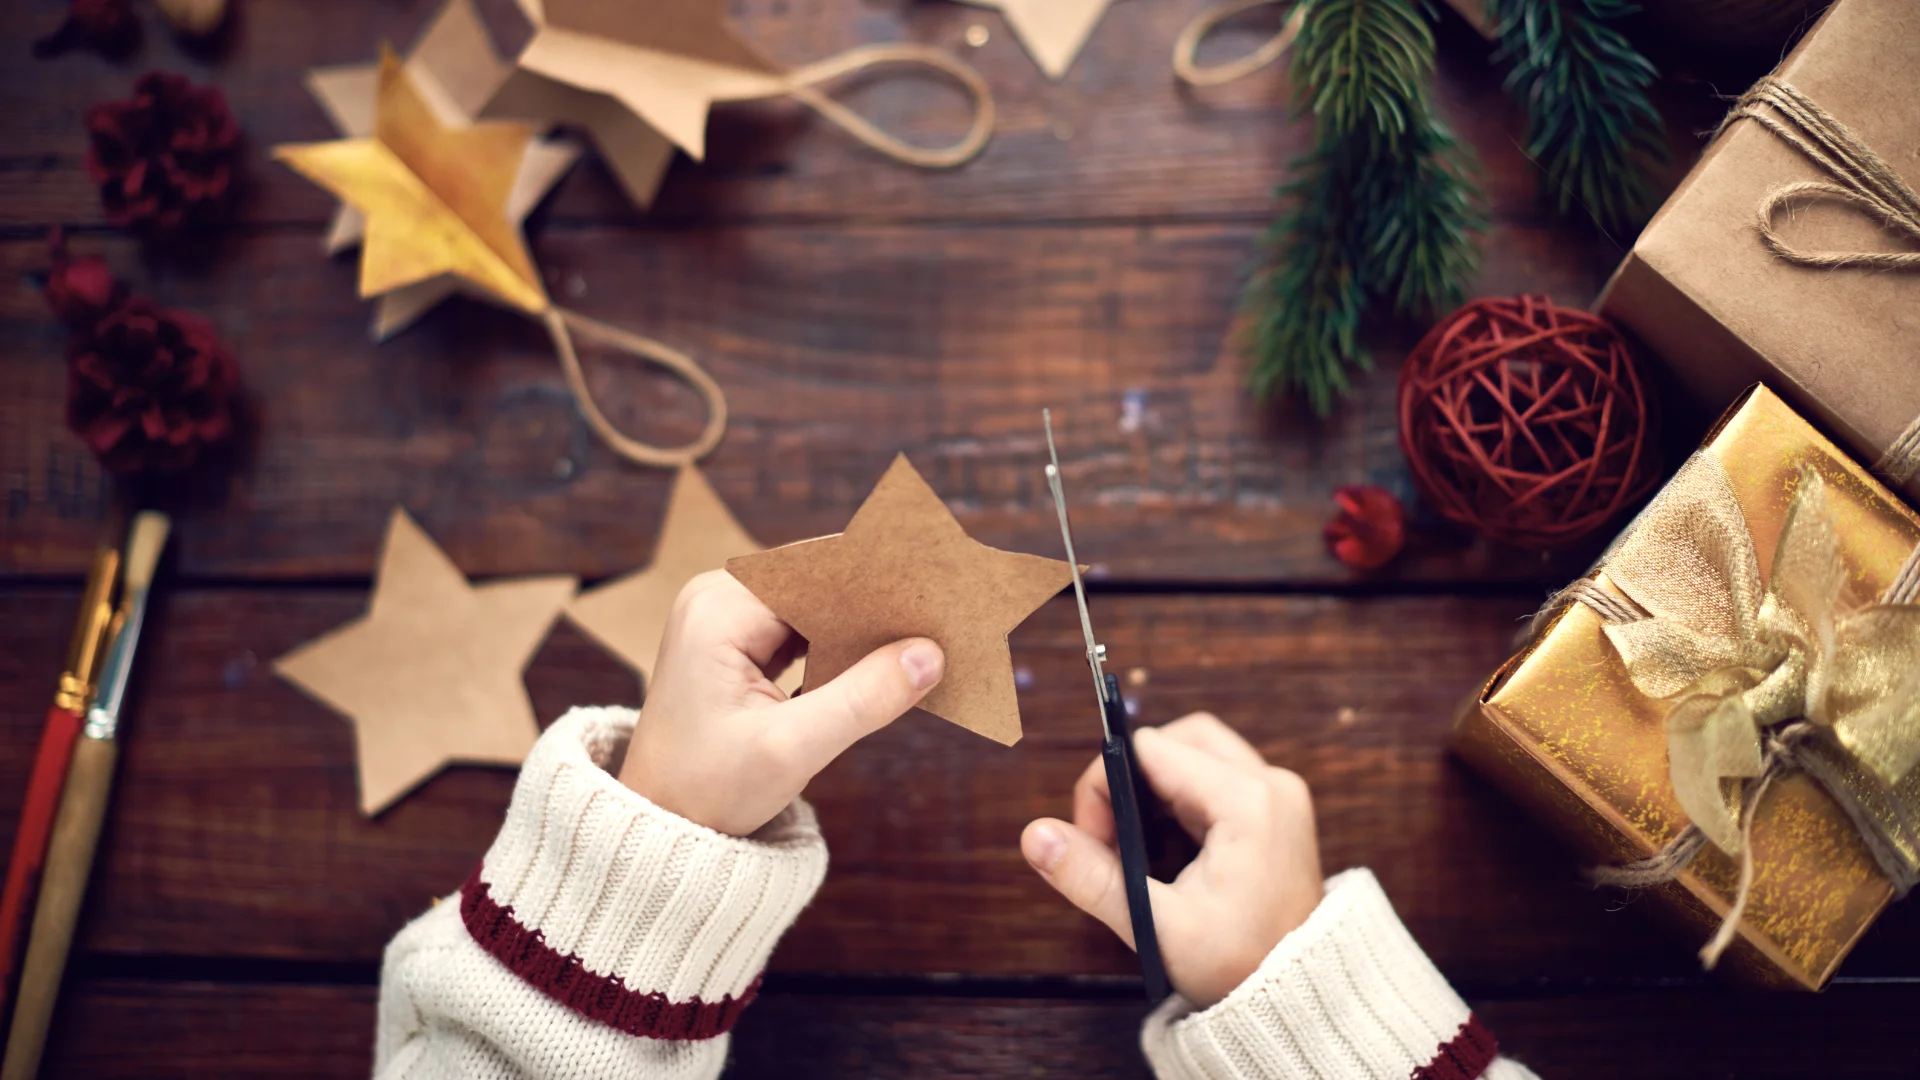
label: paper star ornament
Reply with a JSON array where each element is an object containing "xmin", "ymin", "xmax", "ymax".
[
  {"xmin": 727, "ymin": 455, "xmax": 1073, "ymax": 745},
  {"xmin": 277, "ymin": 46, "xmax": 551, "ymax": 319},
  {"xmin": 486, "ymin": 0, "xmax": 786, "ymax": 198},
  {"xmin": 304, "ymin": 0, "xmax": 579, "ymax": 338},
  {"xmin": 957, "ymin": 0, "xmax": 1113, "ymax": 79},
  {"xmin": 569, "ymin": 466, "xmax": 802, "ymax": 693},
  {"xmin": 274, "ymin": 510, "xmax": 577, "ymax": 815}
]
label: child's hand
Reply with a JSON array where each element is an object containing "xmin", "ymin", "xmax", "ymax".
[
  {"xmin": 1021, "ymin": 712, "xmax": 1323, "ymax": 1008},
  {"xmin": 619, "ymin": 571, "xmax": 945, "ymax": 837}
]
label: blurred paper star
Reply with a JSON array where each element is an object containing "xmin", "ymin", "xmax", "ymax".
[
  {"xmin": 958, "ymin": 0, "xmax": 1112, "ymax": 79},
  {"xmin": 277, "ymin": 47, "xmax": 550, "ymax": 319}
]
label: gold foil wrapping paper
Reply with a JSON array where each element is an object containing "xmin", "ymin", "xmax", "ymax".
[{"xmin": 1453, "ymin": 386, "xmax": 1920, "ymax": 989}]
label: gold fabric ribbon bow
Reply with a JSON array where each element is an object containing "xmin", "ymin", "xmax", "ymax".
[{"xmin": 1570, "ymin": 451, "xmax": 1920, "ymax": 965}]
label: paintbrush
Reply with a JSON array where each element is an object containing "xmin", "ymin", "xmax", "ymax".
[
  {"xmin": 0, "ymin": 527, "xmax": 121, "ymax": 1028},
  {"xmin": 1, "ymin": 512, "xmax": 170, "ymax": 1080}
]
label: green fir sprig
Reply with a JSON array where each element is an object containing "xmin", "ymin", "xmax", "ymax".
[
  {"xmin": 1488, "ymin": 0, "xmax": 1668, "ymax": 235},
  {"xmin": 1246, "ymin": 0, "xmax": 1485, "ymax": 416}
]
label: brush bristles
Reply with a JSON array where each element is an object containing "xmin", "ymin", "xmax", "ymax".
[{"xmin": 121, "ymin": 512, "xmax": 172, "ymax": 594}]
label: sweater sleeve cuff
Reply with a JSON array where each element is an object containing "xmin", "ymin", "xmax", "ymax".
[
  {"xmin": 460, "ymin": 706, "xmax": 828, "ymax": 1040},
  {"xmin": 1142, "ymin": 868, "xmax": 1498, "ymax": 1080}
]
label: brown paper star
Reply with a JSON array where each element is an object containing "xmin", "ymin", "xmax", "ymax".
[
  {"xmin": 568, "ymin": 466, "xmax": 802, "ymax": 692},
  {"xmin": 958, "ymin": 0, "xmax": 1113, "ymax": 79},
  {"xmin": 495, "ymin": 0, "xmax": 786, "ymax": 166},
  {"xmin": 726, "ymin": 455, "xmax": 1073, "ymax": 745},
  {"xmin": 276, "ymin": 47, "xmax": 550, "ymax": 317},
  {"xmin": 304, "ymin": 0, "xmax": 581, "ymax": 338},
  {"xmin": 274, "ymin": 510, "xmax": 577, "ymax": 815}
]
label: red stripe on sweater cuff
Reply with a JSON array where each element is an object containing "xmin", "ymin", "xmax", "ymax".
[
  {"xmin": 459, "ymin": 865, "xmax": 759, "ymax": 1041},
  {"xmin": 1412, "ymin": 1014, "xmax": 1500, "ymax": 1080}
]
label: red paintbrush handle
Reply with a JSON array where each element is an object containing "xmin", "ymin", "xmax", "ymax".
[{"xmin": 0, "ymin": 705, "xmax": 85, "ymax": 1016}]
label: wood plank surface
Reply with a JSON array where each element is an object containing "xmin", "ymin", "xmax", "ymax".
[
  {"xmin": 0, "ymin": 221, "xmax": 1614, "ymax": 584},
  {"xmin": 37, "ymin": 979, "xmax": 1920, "ymax": 1079},
  {"xmin": 5, "ymin": 586, "xmax": 1918, "ymax": 983},
  {"xmin": 0, "ymin": 0, "xmax": 1555, "ymax": 229}
]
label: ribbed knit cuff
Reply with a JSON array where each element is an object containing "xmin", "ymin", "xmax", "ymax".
[
  {"xmin": 1142, "ymin": 868, "xmax": 1498, "ymax": 1080},
  {"xmin": 462, "ymin": 706, "xmax": 828, "ymax": 1041}
]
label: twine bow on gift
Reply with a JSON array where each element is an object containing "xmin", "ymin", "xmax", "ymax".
[
  {"xmin": 1562, "ymin": 451, "xmax": 1920, "ymax": 967},
  {"xmin": 1721, "ymin": 77, "xmax": 1920, "ymax": 493}
]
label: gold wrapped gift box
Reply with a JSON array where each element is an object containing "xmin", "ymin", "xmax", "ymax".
[{"xmin": 1452, "ymin": 386, "xmax": 1920, "ymax": 990}]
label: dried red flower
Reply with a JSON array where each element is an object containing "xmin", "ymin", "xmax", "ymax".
[
  {"xmin": 1324, "ymin": 485, "xmax": 1408, "ymax": 571},
  {"xmin": 44, "ymin": 235, "xmax": 122, "ymax": 328},
  {"xmin": 86, "ymin": 72, "xmax": 240, "ymax": 236},
  {"xmin": 33, "ymin": 0, "xmax": 138, "ymax": 58},
  {"xmin": 66, "ymin": 298, "xmax": 239, "ymax": 475}
]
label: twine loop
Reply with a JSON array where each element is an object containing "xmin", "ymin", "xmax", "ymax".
[
  {"xmin": 542, "ymin": 307, "xmax": 728, "ymax": 469},
  {"xmin": 1172, "ymin": 0, "xmax": 1307, "ymax": 87},
  {"xmin": 784, "ymin": 44, "xmax": 995, "ymax": 169}
]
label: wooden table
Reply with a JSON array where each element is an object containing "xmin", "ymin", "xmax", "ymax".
[{"xmin": 3, "ymin": 1, "xmax": 1916, "ymax": 1076}]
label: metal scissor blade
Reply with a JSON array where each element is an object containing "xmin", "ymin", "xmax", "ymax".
[{"xmin": 1043, "ymin": 409, "xmax": 1111, "ymax": 726}]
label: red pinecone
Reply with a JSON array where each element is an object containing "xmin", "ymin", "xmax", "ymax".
[
  {"xmin": 86, "ymin": 72, "xmax": 240, "ymax": 236},
  {"xmin": 66, "ymin": 298, "xmax": 240, "ymax": 475},
  {"xmin": 1324, "ymin": 486, "xmax": 1408, "ymax": 571}
]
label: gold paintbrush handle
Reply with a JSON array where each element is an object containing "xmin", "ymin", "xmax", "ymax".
[{"xmin": 1, "ymin": 737, "xmax": 117, "ymax": 1080}]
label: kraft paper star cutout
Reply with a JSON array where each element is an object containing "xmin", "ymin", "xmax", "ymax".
[
  {"xmin": 569, "ymin": 466, "xmax": 803, "ymax": 693},
  {"xmin": 726, "ymin": 455, "xmax": 1074, "ymax": 745},
  {"xmin": 305, "ymin": 0, "xmax": 580, "ymax": 338},
  {"xmin": 957, "ymin": 0, "xmax": 1113, "ymax": 79},
  {"xmin": 487, "ymin": 0, "xmax": 787, "ymax": 169},
  {"xmin": 274, "ymin": 510, "xmax": 578, "ymax": 815},
  {"xmin": 276, "ymin": 46, "xmax": 550, "ymax": 319}
]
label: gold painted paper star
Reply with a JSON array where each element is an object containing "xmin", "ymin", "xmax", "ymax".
[
  {"xmin": 727, "ymin": 455, "xmax": 1073, "ymax": 745},
  {"xmin": 276, "ymin": 46, "xmax": 550, "ymax": 318},
  {"xmin": 958, "ymin": 0, "xmax": 1113, "ymax": 79},
  {"xmin": 490, "ymin": 0, "xmax": 786, "ymax": 166},
  {"xmin": 274, "ymin": 510, "xmax": 577, "ymax": 815},
  {"xmin": 569, "ymin": 466, "xmax": 802, "ymax": 693},
  {"xmin": 304, "ymin": 0, "xmax": 580, "ymax": 338}
]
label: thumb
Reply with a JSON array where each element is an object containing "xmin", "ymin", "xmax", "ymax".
[
  {"xmin": 1021, "ymin": 818, "xmax": 1178, "ymax": 951},
  {"xmin": 772, "ymin": 638, "xmax": 944, "ymax": 776}
]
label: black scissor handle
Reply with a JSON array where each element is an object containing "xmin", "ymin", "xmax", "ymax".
[{"xmin": 1102, "ymin": 673, "xmax": 1169, "ymax": 1001}]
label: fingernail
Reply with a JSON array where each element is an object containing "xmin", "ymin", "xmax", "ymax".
[
  {"xmin": 899, "ymin": 641, "xmax": 943, "ymax": 690},
  {"xmin": 1024, "ymin": 822, "xmax": 1068, "ymax": 873}
]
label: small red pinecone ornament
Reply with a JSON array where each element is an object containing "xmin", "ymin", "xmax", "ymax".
[
  {"xmin": 46, "ymin": 235, "xmax": 240, "ymax": 475},
  {"xmin": 86, "ymin": 72, "xmax": 240, "ymax": 236},
  {"xmin": 1324, "ymin": 486, "xmax": 1408, "ymax": 571}
]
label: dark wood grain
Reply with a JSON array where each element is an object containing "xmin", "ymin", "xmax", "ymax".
[
  {"xmin": 5, "ymin": 586, "xmax": 1918, "ymax": 983},
  {"xmin": 0, "ymin": 221, "xmax": 1614, "ymax": 584},
  {"xmin": 37, "ymin": 979, "xmax": 1920, "ymax": 1079},
  {"xmin": 0, "ymin": 0, "xmax": 1563, "ymax": 229}
]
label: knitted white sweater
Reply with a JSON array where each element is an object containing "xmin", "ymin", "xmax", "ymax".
[{"xmin": 375, "ymin": 708, "xmax": 1538, "ymax": 1080}]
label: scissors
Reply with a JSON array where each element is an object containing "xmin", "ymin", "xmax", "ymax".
[{"xmin": 1042, "ymin": 410, "xmax": 1170, "ymax": 1002}]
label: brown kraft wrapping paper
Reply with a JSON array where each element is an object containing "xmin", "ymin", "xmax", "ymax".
[
  {"xmin": 1452, "ymin": 386, "xmax": 1920, "ymax": 990},
  {"xmin": 1596, "ymin": 0, "xmax": 1920, "ymax": 504}
]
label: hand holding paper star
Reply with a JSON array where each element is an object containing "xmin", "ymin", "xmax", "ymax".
[
  {"xmin": 727, "ymin": 455, "xmax": 1073, "ymax": 745},
  {"xmin": 274, "ymin": 510, "xmax": 576, "ymax": 815},
  {"xmin": 304, "ymin": 0, "xmax": 580, "ymax": 338},
  {"xmin": 569, "ymin": 466, "xmax": 802, "ymax": 692}
]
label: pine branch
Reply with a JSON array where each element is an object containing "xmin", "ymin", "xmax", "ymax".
[
  {"xmin": 1244, "ymin": 0, "xmax": 1484, "ymax": 415},
  {"xmin": 1489, "ymin": 0, "xmax": 1667, "ymax": 234}
]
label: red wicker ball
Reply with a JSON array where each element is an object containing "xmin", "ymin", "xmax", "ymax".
[{"xmin": 1397, "ymin": 296, "xmax": 1659, "ymax": 551}]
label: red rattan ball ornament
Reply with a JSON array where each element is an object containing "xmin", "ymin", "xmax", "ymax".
[{"xmin": 1397, "ymin": 296, "xmax": 1659, "ymax": 551}]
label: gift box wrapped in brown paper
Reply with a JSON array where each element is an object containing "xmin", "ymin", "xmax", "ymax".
[
  {"xmin": 1452, "ymin": 386, "xmax": 1920, "ymax": 990},
  {"xmin": 1597, "ymin": 0, "xmax": 1920, "ymax": 505}
]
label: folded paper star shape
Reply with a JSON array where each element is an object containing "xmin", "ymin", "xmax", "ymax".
[
  {"xmin": 277, "ymin": 46, "xmax": 550, "ymax": 319},
  {"xmin": 957, "ymin": 0, "xmax": 1112, "ymax": 79},
  {"xmin": 274, "ymin": 510, "xmax": 577, "ymax": 815},
  {"xmin": 304, "ymin": 0, "xmax": 580, "ymax": 338},
  {"xmin": 727, "ymin": 455, "xmax": 1073, "ymax": 745},
  {"xmin": 569, "ymin": 466, "xmax": 802, "ymax": 693},
  {"xmin": 485, "ymin": 0, "xmax": 788, "ymax": 188}
]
